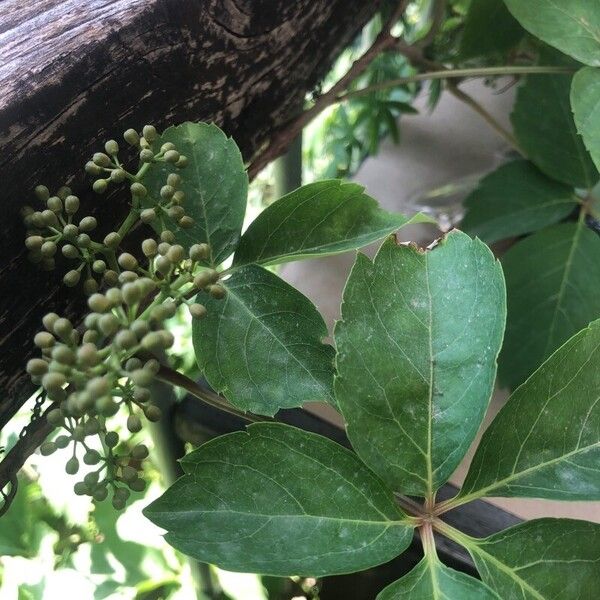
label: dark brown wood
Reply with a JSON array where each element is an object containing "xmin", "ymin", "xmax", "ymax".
[{"xmin": 0, "ymin": 0, "xmax": 379, "ymax": 429}]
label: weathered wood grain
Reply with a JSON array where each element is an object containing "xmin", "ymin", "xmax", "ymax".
[{"xmin": 0, "ymin": 0, "xmax": 378, "ymax": 428}]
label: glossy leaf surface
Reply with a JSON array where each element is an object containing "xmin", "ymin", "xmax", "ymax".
[
  {"xmin": 233, "ymin": 180, "xmax": 429, "ymax": 267},
  {"xmin": 377, "ymin": 557, "xmax": 500, "ymax": 599},
  {"xmin": 144, "ymin": 423, "xmax": 414, "ymax": 576},
  {"xmin": 461, "ymin": 160, "xmax": 577, "ymax": 244},
  {"xmin": 498, "ymin": 221, "xmax": 600, "ymax": 389},
  {"xmin": 193, "ymin": 265, "xmax": 335, "ymax": 415},
  {"xmin": 462, "ymin": 320, "xmax": 600, "ymax": 501},
  {"xmin": 335, "ymin": 232, "xmax": 505, "ymax": 496},
  {"xmin": 466, "ymin": 519, "xmax": 600, "ymax": 599},
  {"xmin": 504, "ymin": 0, "xmax": 600, "ymax": 66},
  {"xmin": 511, "ymin": 74, "xmax": 597, "ymax": 188},
  {"xmin": 144, "ymin": 122, "xmax": 248, "ymax": 264},
  {"xmin": 571, "ymin": 66, "xmax": 600, "ymax": 172}
]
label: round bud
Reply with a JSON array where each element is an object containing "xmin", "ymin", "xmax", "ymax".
[
  {"xmin": 118, "ymin": 253, "xmax": 138, "ymax": 271},
  {"xmin": 26, "ymin": 358, "xmax": 49, "ymax": 377},
  {"xmin": 130, "ymin": 182, "xmax": 147, "ymax": 197},
  {"xmin": 83, "ymin": 450, "xmax": 101, "ymax": 465},
  {"xmin": 127, "ymin": 414, "xmax": 142, "ymax": 434},
  {"xmin": 62, "ymin": 244, "xmax": 79, "ymax": 259},
  {"xmin": 98, "ymin": 313, "xmax": 119, "ymax": 337},
  {"xmin": 42, "ymin": 313, "xmax": 59, "ymax": 332},
  {"xmin": 84, "ymin": 313, "xmax": 100, "ymax": 330},
  {"xmin": 129, "ymin": 478, "xmax": 146, "ymax": 492},
  {"xmin": 175, "ymin": 155, "xmax": 189, "ymax": 168},
  {"xmin": 87, "ymin": 376, "xmax": 110, "ymax": 396},
  {"xmin": 124, "ymin": 128, "xmax": 140, "ymax": 146},
  {"xmin": 34, "ymin": 331, "xmax": 55, "ymax": 349},
  {"xmin": 112, "ymin": 497, "xmax": 126, "ymax": 511},
  {"xmin": 79, "ymin": 216, "xmax": 97, "ymax": 232},
  {"xmin": 131, "ymin": 444, "xmax": 149, "ymax": 460},
  {"xmin": 133, "ymin": 387, "xmax": 150, "ymax": 403},
  {"xmin": 58, "ymin": 186, "xmax": 73, "ymax": 200},
  {"xmin": 88, "ymin": 293, "xmax": 110, "ymax": 313},
  {"xmin": 25, "ymin": 235, "xmax": 44, "ymax": 251},
  {"xmin": 122, "ymin": 282, "xmax": 142, "ymax": 306},
  {"xmin": 160, "ymin": 330, "xmax": 175, "ymax": 348},
  {"xmin": 160, "ymin": 142, "xmax": 176, "ymax": 153},
  {"xmin": 144, "ymin": 359, "xmax": 160, "ymax": 375},
  {"xmin": 166, "ymin": 244, "xmax": 185, "ymax": 263},
  {"xmin": 110, "ymin": 168, "xmax": 127, "ymax": 183},
  {"xmin": 142, "ymin": 125, "xmax": 157, "ymax": 141},
  {"xmin": 35, "ymin": 185, "xmax": 50, "ymax": 202},
  {"xmin": 72, "ymin": 425, "xmax": 86, "ymax": 441},
  {"xmin": 82, "ymin": 329, "xmax": 99, "ymax": 344},
  {"xmin": 141, "ymin": 238, "xmax": 157, "ymax": 257},
  {"xmin": 160, "ymin": 230, "xmax": 176, "ymax": 244},
  {"xmin": 140, "ymin": 208, "xmax": 156, "ymax": 224},
  {"xmin": 73, "ymin": 482, "xmax": 89, "ymax": 496},
  {"xmin": 118, "ymin": 270, "xmax": 138, "ymax": 284},
  {"xmin": 189, "ymin": 243, "xmax": 210, "ymax": 262},
  {"xmin": 103, "ymin": 270, "xmax": 119, "ymax": 286},
  {"xmin": 178, "ymin": 216, "xmax": 194, "ymax": 228},
  {"xmin": 41, "ymin": 258, "xmax": 56, "ymax": 271},
  {"xmin": 85, "ymin": 161, "xmax": 103, "ymax": 176},
  {"xmin": 167, "ymin": 206, "xmax": 184, "ymax": 220},
  {"xmin": 53, "ymin": 317, "xmax": 73, "ymax": 339},
  {"xmin": 83, "ymin": 278, "xmax": 99, "ymax": 296},
  {"xmin": 42, "ymin": 372, "xmax": 66, "ymax": 394},
  {"xmin": 65, "ymin": 457, "xmax": 80, "ymax": 475},
  {"xmin": 93, "ymin": 179, "xmax": 108, "ymax": 194},
  {"xmin": 155, "ymin": 256, "xmax": 171, "ymax": 276},
  {"xmin": 47, "ymin": 196, "xmax": 62, "ymax": 213},
  {"xmin": 193, "ymin": 269, "xmax": 219, "ymax": 289},
  {"xmin": 167, "ymin": 173, "xmax": 181, "ymax": 188},
  {"xmin": 144, "ymin": 404, "xmax": 162, "ymax": 422},
  {"xmin": 104, "ymin": 140, "xmax": 119, "ymax": 155},
  {"xmin": 189, "ymin": 303, "xmax": 207, "ymax": 319},
  {"xmin": 41, "ymin": 209, "xmax": 59, "ymax": 227},
  {"xmin": 96, "ymin": 396, "xmax": 119, "ymax": 417},
  {"xmin": 125, "ymin": 357, "xmax": 143, "ymax": 371},
  {"xmin": 84, "ymin": 418, "xmax": 101, "ymax": 435},
  {"xmin": 52, "ymin": 345, "xmax": 75, "ymax": 365},
  {"xmin": 164, "ymin": 150, "xmax": 180, "ymax": 163},
  {"xmin": 92, "ymin": 259, "xmax": 107, "ymax": 274},
  {"xmin": 141, "ymin": 332, "xmax": 163, "ymax": 351},
  {"xmin": 63, "ymin": 270, "xmax": 81, "ymax": 287},
  {"xmin": 63, "ymin": 196, "xmax": 79, "ymax": 217},
  {"xmin": 93, "ymin": 152, "xmax": 111, "ymax": 167},
  {"xmin": 139, "ymin": 149, "xmax": 154, "ymax": 163},
  {"xmin": 55, "ymin": 435, "xmax": 70, "ymax": 449},
  {"xmin": 94, "ymin": 487, "xmax": 109, "ymax": 502},
  {"xmin": 138, "ymin": 277, "xmax": 156, "ymax": 295},
  {"xmin": 121, "ymin": 465, "xmax": 138, "ymax": 482},
  {"xmin": 47, "ymin": 408, "xmax": 64, "ymax": 427},
  {"xmin": 102, "ymin": 289, "xmax": 120, "ymax": 308},
  {"xmin": 140, "ymin": 137, "xmax": 150, "ymax": 149},
  {"xmin": 40, "ymin": 442, "xmax": 57, "ymax": 456},
  {"xmin": 84, "ymin": 471, "xmax": 99, "ymax": 486},
  {"xmin": 76, "ymin": 233, "xmax": 91, "ymax": 248},
  {"xmin": 41, "ymin": 241, "xmax": 57, "ymax": 258},
  {"xmin": 131, "ymin": 368, "xmax": 153, "ymax": 387},
  {"xmin": 172, "ymin": 190, "xmax": 185, "ymax": 205},
  {"xmin": 77, "ymin": 343, "xmax": 100, "ymax": 367},
  {"xmin": 160, "ymin": 185, "xmax": 174, "ymax": 200},
  {"xmin": 103, "ymin": 231, "xmax": 121, "ymax": 248},
  {"xmin": 105, "ymin": 431, "xmax": 119, "ymax": 448},
  {"xmin": 209, "ymin": 284, "xmax": 227, "ymax": 300},
  {"xmin": 115, "ymin": 329, "xmax": 137, "ymax": 349},
  {"xmin": 157, "ymin": 243, "xmax": 170, "ymax": 257},
  {"xmin": 130, "ymin": 320, "xmax": 149, "ymax": 338}
]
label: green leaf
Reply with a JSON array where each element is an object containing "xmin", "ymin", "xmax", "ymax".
[
  {"xmin": 461, "ymin": 319, "xmax": 600, "ymax": 502},
  {"xmin": 193, "ymin": 265, "xmax": 335, "ymax": 415},
  {"xmin": 144, "ymin": 423, "xmax": 414, "ymax": 576},
  {"xmin": 461, "ymin": 160, "xmax": 578, "ymax": 243},
  {"xmin": 143, "ymin": 122, "xmax": 247, "ymax": 264},
  {"xmin": 334, "ymin": 231, "xmax": 506, "ymax": 497},
  {"xmin": 463, "ymin": 519, "xmax": 600, "ymax": 599},
  {"xmin": 511, "ymin": 74, "xmax": 598, "ymax": 188},
  {"xmin": 571, "ymin": 66, "xmax": 600, "ymax": 173},
  {"xmin": 233, "ymin": 180, "xmax": 430, "ymax": 267},
  {"xmin": 377, "ymin": 557, "xmax": 500, "ymax": 599},
  {"xmin": 460, "ymin": 0, "xmax": 523, "ymax": 59},
  {"xmin": 504, "ymin": 0, "xmax": 600, "ymax": 66},
  {"xmin": 498, "ymin": 220, "xmax": 600, "ymax": 389}
]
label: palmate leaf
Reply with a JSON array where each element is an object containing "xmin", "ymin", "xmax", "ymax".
[
  {"xmin": 511, "ymin": 73, "xmax": 598, "ymax": 188},
  {"xmin": 334, "ymin": 231, "xmax": 505, "ymax": 497},
  {"xmin": 376, "ymin": 557, "xmax": 500, "ymax": 599},
  {"xmin": 504, "ymin": 0, "xmax": 600, "ymax": 67},
  {"xmin": 143, "ymin": 423, "xmax": 415, "ymax": 576},
  {"xmin": 233, "ymin": 180, "xmax": 430, "ymax": 267},
  {"xmin": 462, "ymin": 519, "xmax": 600, "ymax": 599},
  {"xmin": 460, "ymin": 319, "xmax": 600, "ymax": 502},
  {"xmin": 143, "ymin": 122, "xmax": 247, "ymax": 264},
  {"xmin": 498, "ymin": 220, "xmax": 600, "ymax": 389},
  {"xmin": 571, "ymin": 66, "xmax": 600, "ymax": 173},
  {"xmin": 461, "ymin": 160, "xmax": 578, "ymax": 244},
  {"xmin": 192, "ymin": 265, "xmax": 335, "ymax": 415}
]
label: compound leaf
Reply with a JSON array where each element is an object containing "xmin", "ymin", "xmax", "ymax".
[
  {"xmin": 498, "ymin": 220, "xmax": 600, "ymax": 389},
  {"xmin": 461, "ymin": 160, "xmax": 577, "ymax": 244},
  {"xmin": 377, "ymin": 557, "xmax": 500, "ymax": 599},
  {"xmin": 144, "ymin": 423, "xmax": 414, "ymax": 577},
  {"xmin": 504, "ymin": 0, "xmax": 600, "ymax": 66},
  {"xmin": 144, "ymin": 122, "xmax": 247, "ymax": 264},
  {"xmin": 461, "ymin": 320, "xmax": 600, "ymax": 502},
  {"xmin": 464, "ymin": 519, "xmax": 600, "ymax": 599},
  {"xmin": 233, "ymin": 180, "xmax": 430, "ymax": 267},
  {"xmin": 334, "ymin": 231, "xmax": 505, "ymax": 497},
  {"xmin": 512, "ymin": 73, "xmax": 598, "ymax": 188},
  {"xmin": 192, "ymin": 265, "xmax": 335, "ymax": 415},
  {"xmin": 571, "ymin": 66, "xmax": 600, "ymax": 173}
]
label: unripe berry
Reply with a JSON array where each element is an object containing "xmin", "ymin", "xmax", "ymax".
[
  {"xmin": 92, "ymin": 259, "xmax": 107, "ymax": 274},
  {"xmin": 88, "ymin": 376, "xmax": 110, "ymax": 396},
  {"xmin": 26, "ymin": 358, "xmax": 48, "ymax": 377},
  {"xmin": 139, "ymin": 149, "xmax": 154, "ymax": 163},
  {"xmin": 155, "ymin": 256, "xmax": 171, "ymax": 275},
  {"xmin": 63, "ymin": 270, "xmax": 81, "ymax": 287},
  {"xmin": 194, "ymin": 269, "xmax": 219, "ymax": 289},
  {"xmin": 160, "ymin": 330, "xmax": 175, "ymax": 348},
  {"xmin": 127, "ymin": 414, "xmax": 142, "ymax": 433},
  {"xmin": 77, "ymin": 343, "xmax": 100, "ymax": 367},
  {"xmin": 41, "ymin": 241, "xmax": 57, "ymax": 258},
  {"xmin": 160, "ymin": 185, "xmax": 174, "ymax": 200},
  {"xmin": 62, "ymin": 244, "xmax": 79, "ymax": 259},
  {"xmin": 167, "ymin": 173, "xmax": 181, "ymax": 187},
  {"xmin": 83, "ymin": 450, "xmax": 101, "ymax": 465},
  {"xmin": 40, "ymin": 442, "xmax": 57, "ymax": 456},
  {"xmin": 85, "ymin": 161, "xmax": 103, "ymax": 176},
  {"xmin": 83, "ymin": 278, "xmax": 99, "ymax": 296},
  {"xmin": 105, "ymin": 140, "xmax": 119, "ymax": 155},
  {"xmin": 175, "ymin": 156, "xmax": 188, "ymax": 168},
  {"xmin": 172, "ymin": 190, "xmax": 185, "ymax": 204},
  {"xmin": 145, "ymin": 359, "xmax": 160, "ymax": 375},
  {"xmin": 55, "ymin": 435, "xmax": 70, "ymax": 449},
  {"xmin": 96, "ymin": 396, "xmax": 118, "ymax": 417},
  {"xmin": 189, "ymin": 303, "xmax": 207, "ymax": 319},
  {"xmin": 189, "ymin": 243, "xmax": 210, "ymax": 262},
  {"xmin": 53, "ymin": 318, "xmax": 73, "ymax": 339},
  {"xmin": 63, "ymin": 224, "xmax": 79, "ymax": 241},
  {"xmin": 65, "ymin": 457, "xmax": 80, "ymax": 475},
  {"xmin": 142, "ymin": 125, "xmax": 157, "ymax": 141},
  {"xmin": 131, "ymin": 320, "xmax": 149, "ymax": 338},
  {"xmin": 93, "ymin": 179, "xmax": 108, "ymax": 194},
  {"xmin": 25, "ymin": 235, "xmax": 44, "ymax": 251},
  {"xmin": 98, "ymin": 313, "xmax": 119, "ymax": 336},
  {"xmin": 110, "ymin": 168, "xmax": 127, "ymax": 183},
  {"xmin": 209, "ymin": 284, "xmax": 227, "ymax": 299},
  {"xmin": 140, "ymin": 208, "xmax": 156, "ymax": 223},
  {"xmin": 141, "ymin": 332, "xmax": 163, "ymax": 350},
  {"xmin": 129, "ymin": 478, "xmax": 146, "ymax": 492},
  {"xmin": 161, "ymin": 143, "xmax": 176, "ymax": 153},
  {"xmin": 124, "ymin": 128, "xmax": 140, "ymax": 146},
  {"xmin": 41, "ymin": 209, "xmax": 59, "ymax": 227},
  {"xmin": 42, "ymin": 372, "xmax": 66, "ymax": 394},
  {"xmin": 142, "ymin": 238, "xmax": 157, "ymax": 257},
  {"xmin": 35, "ymin": 185, "xmax": 50, "ymax": 202},
  {"xmin": 103, "ymin": 270, "xmax": 119, "ymax": 286},
  {"xmin": 131, "ymin": 368, "xmax": 153, "ymax": 387},
  {"xmin": 178, "ymin": 216, "xmax": 194, "ymax": 228},
  {"xmin": 82, "ymin": 329, "xmax": 100, "ymax": 344},
  {"xmin": 64, "ymin": 195, "xmax": 80, "ymax": 214},
  {"xmin": 88, "ymin": 293, "xmax": 110, "ymax": 313},
  {"xmin": 118, "ymin": 252, "xmax": 138, "ymax": 270},
  {"xmin": 166, "ymin": 244, "xmax": 185, "ymax": 263},
  {"xmin": 167, "ymin": 206, "xmax": 184, "ymax": 220},
  {"xmin": 115, "ymin": 329, "xmax": 137, "ymax": 349},
  {"xmin": 133, "ymin": 386, "xmax": 150, "ymax": 403},
  {"xmin": 84, "ymin": 471, "xmax": 99, "ymax": 486},
  {"xmin": 52, "ymin": 345, "xmax": 75, "ymax": 365},
  {"xmin": 144, "ymin": 404, "xmax": 162, "ymax": 422},
  {"xmin": 118, "ymin": 270, "xmax": 138, "ymax": 283},
  {"xmin": 122, "ymin": 282, "xmax": 142, "ymax": 306},
  {"xmin": 160, "ymin": 230, "xmax": 176, "ymax": 244},
  {"xmin": 47, "ymin": 196, "xmax": 62, "ymax": 213},
  {"xmin": 74, "ymin": 482, "xmax": 89, "ymax": 496},
  {"xmin": 77, "ymin": 233, "xmax": 91, "ymax": 248},
  {"xmin": 72, "ymin": 425, "xmax": 86, "ymax": 441},
  {"xmin": 164, "ymin": 150, "xmax": 180, "ymax": 163},
  {"xmin": 93, "ymin": 152, "xmax": 111, "ymax": 167},
  {"xmin": 125, "ymin": 358, "xmax": 143, "ymax": 372},
  {"xmin": 105, "ymin": 287, "xmax": 122, "ymax": 306},
  {"xmin": 130, "ymin": 182, "xmax": 147, "ymax": 197},
  {"xmin": 105, "ymin": 431, "xmax": 119, "ymax": 448},
  {"xmin": 131, "ymin": 444, "xmax": 149, "ymax": 460},
  {"xmin": 104, "ymin": 231, "xmax": 121, "ymax": 248},
  {"xmin": 34, "ymin": 331, "xmax": 55, "ymax": 348},
  {"xmin": 79, "ymin": 216, "xmax": 97, "ymax": 232},
  {"xmin": 94, "ymin": 487, "xmax": 109, "ymax": 502}
]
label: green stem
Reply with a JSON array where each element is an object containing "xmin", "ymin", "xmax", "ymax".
[{"xmin": 116, "ymin": 208, "xmax": 141, "ymax": 240}]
